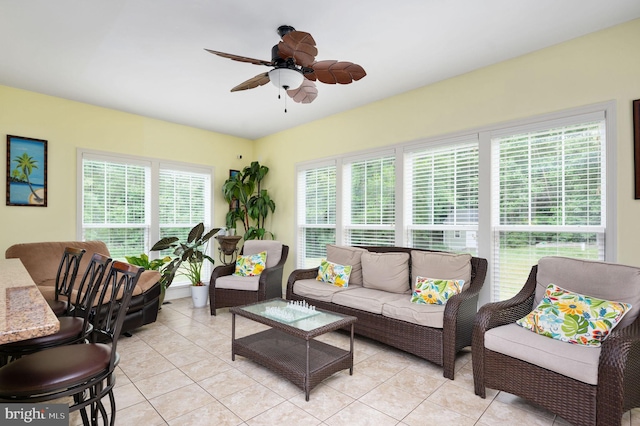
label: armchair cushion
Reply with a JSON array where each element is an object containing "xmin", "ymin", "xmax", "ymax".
[
  {"xmin": 215, "ymin": 274, "xmax": 261, "ymax": 291},
  {"xmin": 242, "ymin": 241, "xmax": 282, "ymax": 268},
  {"xmin": 292, "ymin": 278, "xmax": 350, "ymax": 302},
  {"xmin": 536, "ymin": 256, "xmax": 640, "ymax": 328},
  {"xmin": 234, "ymin": 251, "xmax": 267, "ymax": 277},
  {"xmin": 484, "ymin": 323, "xmax": 601, "ymax": 385},
  {"xmin": 517, "ymin": 283, "xmax": 631, "ymax": 346}
]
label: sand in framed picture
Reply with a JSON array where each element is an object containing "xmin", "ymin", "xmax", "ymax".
[{"xmin": 6, "ymin": 135, "xmax": 48, "ymax": 207}]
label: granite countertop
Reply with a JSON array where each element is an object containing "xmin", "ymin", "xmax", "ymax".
[{"xmin": 0, "ymin": 258, "xmax": 60, "ymax": 344}]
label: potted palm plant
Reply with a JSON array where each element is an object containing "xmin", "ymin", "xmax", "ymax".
[
  {"xmin": 124, "ymin": 253, "xmax": 172, "ymax": 307},
  {"xmin": 151, "ymin": 223, "xmax": 221, "ymax": 308}
]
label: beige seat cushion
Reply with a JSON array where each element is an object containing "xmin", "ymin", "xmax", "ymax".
[
  {"xmin": 361, "ymin": 252, "xmax": 410, "ymax": 294},
  {"xmin": 326, "ymin": 245, "xmax": 368, "ymax": 287},
  {"xmin": 411, "ymin": 251, "xmax": 472, "ymax": 291},
  {"xmin": 536, "ymin": 257, "xmax": 640, "ymax": 328},
  {"xmin": 242, "ymin": 240, "xmax": 283, "ymax": 268},
  {"xmin": 485, "ymin": 323, "xmax": 601, "ymax": 385},
  {"xmin": 382, "ymin": 298, "xmax": 446, "ymax": 328},
  {"xmin": 215, "ymin": 274, "xmax": 261, "ymax": 291},
  {"xmin": 331, "ymin": 287, "xmax": 406, "ymax": 315},
  {"xmin": 292, "ymin": 278, "xmax": 350, "ymax": 302}
]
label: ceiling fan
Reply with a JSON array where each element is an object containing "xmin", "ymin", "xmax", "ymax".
[{"xmin": 205, "ymin": 25, "xmax": 366, "ymax": 106}]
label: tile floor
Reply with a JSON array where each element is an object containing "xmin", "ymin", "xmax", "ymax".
[{"xmin": 70, "ymin": 297, "xmax": 640, "ymax": 426}]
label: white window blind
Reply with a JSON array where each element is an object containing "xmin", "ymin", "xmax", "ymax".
[
  {"xmin": 343, "ymin": 155, "xmax": 395, "ymax": 246},
  {"xmin": 404, "ymin": 139, "xmax": 478, "ymax": 254},
  {"xmin": 492, "ymin": 119, "xmax": 606, "ymax": 301},
  {"xmin": 296, "ymin": 164, "xmax": 336, "ymax": 268},
  {"xmin": 80, "ymin": 152, "xmax": 214, "ymax": 286},
  {"xmin": 82, "ymin": 158, "xmax": 150, "ymax": 259}
]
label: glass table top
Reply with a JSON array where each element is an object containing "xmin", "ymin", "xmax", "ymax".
[{"xmin": 238, "ymin": 299, "xmax": 349, "ymax": 332}]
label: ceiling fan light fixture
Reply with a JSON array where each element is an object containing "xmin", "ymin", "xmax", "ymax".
[{"xmin": 268, "ymin": 68, "xmax": 304, "ymax": 90}]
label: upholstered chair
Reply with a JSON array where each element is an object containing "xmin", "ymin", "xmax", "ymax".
[
  {"xmin": 472, "ymin": 256, "xmax": 640, "ymax": 426},
  {"xmin": 209, "ymin": 240, "xmax": 289, "ymax": 315}
]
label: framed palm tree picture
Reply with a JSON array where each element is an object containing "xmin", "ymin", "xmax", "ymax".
[{"xmin": 6, "ymin": 135, "xmax": 47, "ymax": 207}]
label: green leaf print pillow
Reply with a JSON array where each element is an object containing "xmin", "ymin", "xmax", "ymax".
[{"xmin": 516, "ymin": 283, "xmax": 632, "ymax": 346}]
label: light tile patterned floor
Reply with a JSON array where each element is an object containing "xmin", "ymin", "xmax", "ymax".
[{"xmin": 71, "ymin": 297, "xmax": 640, "ymax": 425}]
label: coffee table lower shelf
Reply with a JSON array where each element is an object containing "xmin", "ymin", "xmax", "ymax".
[{"xmin": 233, "ymin": 328, "xmax": 353, "ymax": 401}]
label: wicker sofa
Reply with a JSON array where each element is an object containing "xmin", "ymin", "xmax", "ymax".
[
  {"xmin": 286, "ymin": 245, "xmax": 487, "ymax": 379},
  {"xmin": 5, "ymin": 241, "xmax": 161, "ymax": 334}
]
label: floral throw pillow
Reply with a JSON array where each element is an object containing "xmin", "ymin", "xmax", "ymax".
[
  {"xmin": 411, "ymin": 276, "xmax": 465, "ymax": 305},
  {"xmin": 233, "ymin": 251, "xmax": 267, "ymax": 277},
  {"xmin": 516, "ymin": 283, "xmax": 632, "ymax": 346},
  {"xmin": 316, "ymin": 259, "xmax": 352, "ymax": 288}
]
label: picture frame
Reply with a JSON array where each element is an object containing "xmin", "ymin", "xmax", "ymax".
[
  {"xmin": 229, "ymin": 169, "xmax": 240, "ymax": 211},
  {"xmin": 634, "ymin": 99, "xmax": 640, "ymax": 199},
  {"xmin": 6, "ymin": 135, "xmax": 48, "ymax": 207}
]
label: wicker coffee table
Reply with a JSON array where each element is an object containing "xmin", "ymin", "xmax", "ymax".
[{"xmin": 230, "ymin": 298, "xmax": 357, "ymax": 401}]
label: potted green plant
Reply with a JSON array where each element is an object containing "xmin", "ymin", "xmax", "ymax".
[
  {"xmin": 151, "ymin": 222, "xmax": 221, "ymax": 308},
  {"xmin": 124, "ymin": 253, "xmax": 172, "ymax": 307},
  {"xmin": 222, "ymin": 161, "xmax": 276, "ymax": 241}
]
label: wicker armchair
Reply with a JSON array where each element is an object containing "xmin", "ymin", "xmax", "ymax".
[
  {"xmin": 209, "ymin": 240, "xmax": 289, "ymax": 315},
  {"xmin": 472, "ymin": 256, "xmax": 640, "ymax": 426}
]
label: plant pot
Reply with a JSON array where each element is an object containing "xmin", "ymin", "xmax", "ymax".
[
  {"xmin": 191, "ymin": 284, "xmax": 209, "ymax": 308},
  {"xmin": 216, "ymin": 235, "xmax": 242, "ymax": 255}
]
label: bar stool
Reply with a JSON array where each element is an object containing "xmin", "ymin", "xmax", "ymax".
[
  {"xmin": 0, "ymin": 253, "xmax": 112, "ymax": 365},
  {"xmin": 49, "ymin": 247, "xmax": 86, "ymax": 316},
  {"xmin": 0, "ymin": 261, "xmax": 143, "ymax": 426}
]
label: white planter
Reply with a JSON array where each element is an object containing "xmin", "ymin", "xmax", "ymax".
[{"xmin": 190, "ymin": 284, "xmax": 209, "ymax": 308}]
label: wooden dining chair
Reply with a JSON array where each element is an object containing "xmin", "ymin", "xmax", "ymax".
[{"xmin": 0, "ymin": 261, "xmax": 143, "ymax": 425}]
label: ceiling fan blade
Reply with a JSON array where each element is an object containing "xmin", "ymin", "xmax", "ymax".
[
  {"xmin": 231, "ymin": 72, "xmax": 270, "ymax": 92},
  {"xmin": 278, "ymin": 31, "xmax": 318, "ymax": 67},
  {"xmin": 309, "ymin": 60, "xmax": 367, "ymax": 84},
  {"xmin": 287, "ymin": 79, "xmax": 318, "ymax": 104},
  {"xmin": 204, "ymin": 49, "xmax": 272, "ymax": 66}
]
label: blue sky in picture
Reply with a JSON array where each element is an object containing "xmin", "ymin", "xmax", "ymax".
[{"xmin": 9, "ymin": 137, "xmax": 45, "ymax": 185}]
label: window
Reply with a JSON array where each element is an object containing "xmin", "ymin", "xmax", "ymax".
[
  {"xmin": 491, "ymin": 113, "xmax": 606, "ymax": 300},
  {"xmin": 343, "ymin": 154, "xmax": 396, "ymax": 246},
  {"xmin": 79, "ymin": 151, "xmax": 213, "ymax": 284},
  {"xmin": 294, "ymin": 104, "xmax": 614, "ymax": 303},
  {"xmin": 404, "ymin": 138, "xmax": 478, "ymax": 254},
  {"xmin": 296, "ymin": 163, "xmax": 336, "ymax": 268}
]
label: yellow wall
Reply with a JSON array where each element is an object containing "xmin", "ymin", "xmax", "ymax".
[
  {"xmin": 0, "ymin": 85, "xmax": 253, "ymax": 253},
  {"xmin": 257, "ymin": 18, "xmax": 640, "ymax": 279},
  {"xmin": 2, "ymin": 19, "xmax": 640, "ymax": 287}
]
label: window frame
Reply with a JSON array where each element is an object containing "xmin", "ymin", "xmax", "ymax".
[{"xmin": 77, "ymin": 149, "xmax": 215, "ymax": 285}]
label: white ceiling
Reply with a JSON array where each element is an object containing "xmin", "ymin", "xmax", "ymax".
[{"xmin": 1, "ymin": 1, "xmax": 640, "ymax": 140}]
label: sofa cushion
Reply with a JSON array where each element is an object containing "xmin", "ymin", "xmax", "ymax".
[
  {"xmin": 234, "ymin": 251, "xmax": 267, "ymax": 276},
  {"xmin": 410, "ymin": 251, "xmax": 471, "ymax": 291},
  {"xmin": 331, "ymin": 287, "xmax": 406, "ymax": 315},
  {"xmin": 326, "ymin": 245, "xmax": 368, "ymax": 287},
  {"xmin": 361, "ymin": 252, "xmax": 410, "ymax": 294},
  {"xmin": 292, "ymin": 278, "xmax": 350, "ymax": 302},
  {"xmin": 485, "ymin": 323, "xmax": 601, "ymax": 385},
  {"xmin": 536, "ymin": 257, "xmax": 640, "ymax": 328},
  {"xmin": 382, "ymin": 298, "xmax": 447, "ymax": 328},
  {"xmin": 215, "ymin": 274, "xmax": 261, "ymax": 291}
]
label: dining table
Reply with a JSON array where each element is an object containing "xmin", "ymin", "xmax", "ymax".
[{"xmin": 0, "ymin": 258, "xmax": 60, "ymax": 344}]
